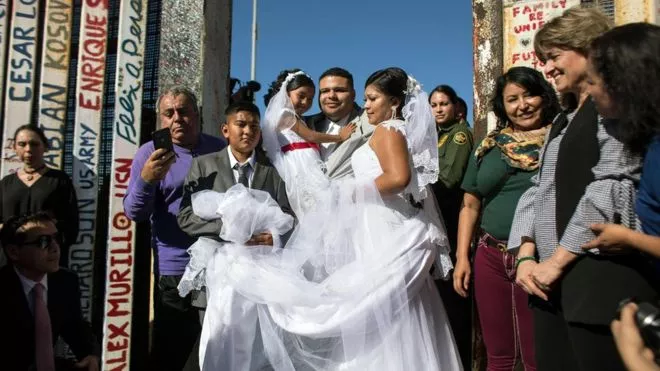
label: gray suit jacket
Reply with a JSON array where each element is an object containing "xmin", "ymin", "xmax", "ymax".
[
  {"xmin": 305, "ymin": 104, "xmax": 374, "ymax": 180},
  {"xmin": 178, "ymin": 147, "xmax": 292, "ymax": 307}
]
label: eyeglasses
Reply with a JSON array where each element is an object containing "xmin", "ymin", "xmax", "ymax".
[{"xmin": 20, "ymin": 233, "xmax": 63, "ymax": 250}]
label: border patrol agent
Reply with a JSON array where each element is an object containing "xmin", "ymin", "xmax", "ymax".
[{"xmin": 428, "ymin": 85, "xmax": 474, "ymax": 370}]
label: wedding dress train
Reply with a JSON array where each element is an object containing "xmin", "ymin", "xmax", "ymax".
[{"xmin": 179, "ymin": 73, "xmax": 463, "ymax": 370}]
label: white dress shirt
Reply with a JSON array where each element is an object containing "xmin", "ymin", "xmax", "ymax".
[
  {"xmin": 15, "ymin": 267, "xmax": 48, "ymax": 313},
  {"xmin": 319, "ymin": 115, "xmax": 350, "ymax": 161},
  {"xmin": 227, "ymin": 148, "xmax": 257, "ymax": 187}
]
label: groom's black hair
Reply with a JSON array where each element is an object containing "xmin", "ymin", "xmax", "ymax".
[
  {"xmin": 224, "ymin": 101, "xmax": 260, "ymax": 118},
  {"xmin": 319, "ymin": 67, "xmax": 354, "ymax": 90}
]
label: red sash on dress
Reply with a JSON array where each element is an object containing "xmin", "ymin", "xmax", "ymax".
[{"xmin": 281, "ymin": 142, "xmax": 320, "ymax": 153}]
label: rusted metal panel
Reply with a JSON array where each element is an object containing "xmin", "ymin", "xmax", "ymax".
[
  {"xmin": 614, "ymin": 0, "xmax": 659, "ymax": 24},
  {"xmin": 473, "ymin": 0, "xmax": 580, "ymax": 138},
  {"xmin": 472, "ymin": 0, "xmax": 503, "ymax": 141}
]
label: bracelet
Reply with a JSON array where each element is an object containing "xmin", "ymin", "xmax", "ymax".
[{"xmin": 515, "ymin": 256, "xmax": 537, "ymax": 269}]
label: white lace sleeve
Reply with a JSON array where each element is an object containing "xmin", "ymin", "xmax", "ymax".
[
  {"xmin": 380, "ymin": 116, "xmax": 436, "ymax": 203},
  {"xmin": 381, "ymin": 119, "xmax": 407, "ymax": 133},
  {"xmin": 278, "ymin": 108, "xmax": 299, "ymax": 131}
]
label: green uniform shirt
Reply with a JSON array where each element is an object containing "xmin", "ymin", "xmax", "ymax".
[
  {"xmin": 461, "ymin": 145, "xmax": 537, "ymax": 240},
  {"xmin": 436, "ymin": 120, "xmax": 474, "ymax": 190}
]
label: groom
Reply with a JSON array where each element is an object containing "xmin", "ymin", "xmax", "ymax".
[{"xmin": 305, "ymin": 67, "xmax": 373, "ymax": 179}]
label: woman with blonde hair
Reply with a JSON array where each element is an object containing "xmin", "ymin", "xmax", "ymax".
[{"xmin": 508, "ymin": 7, "xmax": 659, "ymax": 371}]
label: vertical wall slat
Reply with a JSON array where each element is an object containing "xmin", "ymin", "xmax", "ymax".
[
  {"xmin": 37, "ymin": 0, "xmax": 73, "ymax": 170},
  {"xmin": 0, "ymin": 1, "xmax": 12, "ymax": 124},
  {"xmin": 101, "ymin": 0, "xmax": 148, "ymax": 368},
  {"xmin": 1, "ymin": 0, "xmax": 41, "ymax": 176},
  {"xmin": 69, "ymin": 0, "xmax": 109, "ymax": 322}
]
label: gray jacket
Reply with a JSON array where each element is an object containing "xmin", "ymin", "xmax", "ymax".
[
  {"xmin": 305, "ymin": 104, "xmax": 374, "ymax": 180},
  {"xmin": 177, "ymin": 147, "xmax": 292, "ymax": 308}
]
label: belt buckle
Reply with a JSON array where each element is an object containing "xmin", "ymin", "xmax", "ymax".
[{"xmin": 496, "ymin": 242, "xmax": 508, "ymax": 253}]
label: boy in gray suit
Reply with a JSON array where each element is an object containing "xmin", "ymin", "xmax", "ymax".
[
  {"xmin": 178, "ymin": 101, "xmax": 291, "ymax": 245},
  {"xmin": 177, "ymin": 101, "xmax": 292, "ymax": 354},
  {"xmin": 177, "ymin": 101, "xmax": 292, "ymax": 370}
]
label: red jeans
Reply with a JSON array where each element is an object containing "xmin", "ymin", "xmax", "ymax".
[{"xmin": 474, "ymin": 233, "xmax": 536, "ymax": 371}]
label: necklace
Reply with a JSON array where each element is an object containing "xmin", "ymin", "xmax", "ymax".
[{"xmin": 24, "ymin": 164, "xmax": 46, "ymax": 181}]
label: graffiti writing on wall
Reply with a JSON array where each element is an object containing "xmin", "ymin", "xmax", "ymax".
[{"xmin": 503, "ymin": 0, "xmax": 579, "ymax": 72}]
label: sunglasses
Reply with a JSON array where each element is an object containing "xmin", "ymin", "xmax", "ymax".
[{"xmin": 20, "ymin": 233, "xmax": 63, "ymax": 250}]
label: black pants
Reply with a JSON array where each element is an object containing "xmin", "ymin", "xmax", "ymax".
[
  {"xmin": 532, "ymin": 296, "xmax": 625, "ymax": 371},
  {"xmin": 150, "ymin": 275, "xmax": 201, "ymax": 371},
  {"xmin": 436, "ymin": 278, "xmax": 472, "ymax": 370},
  {"xmin": 434, "ymin": 189, "xmax": 472, "ymax": 370}
]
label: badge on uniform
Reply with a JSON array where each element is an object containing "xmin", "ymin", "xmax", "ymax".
[
  {"xmin": 453, "ymin": 132, "xmax": 467, "ymax": 145},
  {"xmin": 438, "ymin": 134, "xmax": 449, "ymax": 147}
]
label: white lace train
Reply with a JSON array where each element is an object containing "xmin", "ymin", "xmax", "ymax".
[{"xmin": 179, "ymin": 181, "xmax": 461, "ymax": 370}]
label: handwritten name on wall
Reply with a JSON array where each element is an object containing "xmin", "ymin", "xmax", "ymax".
[
  {"xmin": 115, "ymin": 0, "xmax": 145, "ymax": 146},
  {"xmin": 70, "ymin": 0, "xmax": 109, "ymax": 322},
  {"xmin": 503, "ymin": 0, "xmax": 578, "ymax": 71},
  {"xmin": 38, "ymin": 0, "xmax": 74, "ymax": 170},
  {"xmin": 1, "ymin": 0, "xmax": 40, "ymax": 176},
  {"xmin": 102, "ymin": 0, "xmax": 147, "ymax": 368},
  {"xmin": 104, "ymin": 159, "xmax": 134, "ymax": 370}
]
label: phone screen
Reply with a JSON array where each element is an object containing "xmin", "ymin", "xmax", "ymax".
[{"xmin": 153, "ymin": 128, "xmax": 174, "ymax": 152}]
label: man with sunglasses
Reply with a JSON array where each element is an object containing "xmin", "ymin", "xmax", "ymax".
[{"xmin": 0, "ymin": 212, "xmax": 99, "ymax": 371}]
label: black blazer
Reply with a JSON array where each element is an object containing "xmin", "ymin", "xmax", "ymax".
[{"xmin": 0, "ymin": 265, "xmax": 98, "ymax": 371}]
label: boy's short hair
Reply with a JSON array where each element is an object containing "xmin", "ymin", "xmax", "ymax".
[{"xmin": 224, "ymin": 101, "xmax": 260, "ymax": 118}]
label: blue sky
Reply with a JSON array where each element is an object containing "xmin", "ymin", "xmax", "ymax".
[{"xmin": 230, "ymin": 1, "xmax": 473, "ymax": 123}]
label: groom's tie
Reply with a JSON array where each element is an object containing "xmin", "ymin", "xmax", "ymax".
[
  {"xmin": 33, "ymin": 283, "xmax": 55, "ymax": 371},
  {"xmin": 234, "ymin": 163, "xmax": 250, "ymax": 188}
]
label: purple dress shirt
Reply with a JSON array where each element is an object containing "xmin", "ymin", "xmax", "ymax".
[{"xmin": 123, "ymin": 134, "xmax": 226, "ymax": 275}]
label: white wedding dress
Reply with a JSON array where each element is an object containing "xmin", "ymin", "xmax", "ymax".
[{"xmin": 179, "ymin": 73, "xmax": 462, "ymax": 371}]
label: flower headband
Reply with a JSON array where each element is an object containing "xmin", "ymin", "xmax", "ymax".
[
  {"xmin": 284, "ymin": 70, "xmax": 311, "ymax": 87},
  {"xmin": 405, "ymin": 75, "xmax": 422, "ymax": 96}
]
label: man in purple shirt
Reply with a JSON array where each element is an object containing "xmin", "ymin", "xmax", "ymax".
[{"xmin": 123, "ymin": 86, "xmax": 225, "ymax": 371}]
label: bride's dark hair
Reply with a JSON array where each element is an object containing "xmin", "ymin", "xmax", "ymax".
[
  {"xmin": 263, "ymin": 69, "xmax": 315, "ymax": 107},
  {"xmin": 364, "ymin": 67, "xmax": 408, "ymax": 118}
]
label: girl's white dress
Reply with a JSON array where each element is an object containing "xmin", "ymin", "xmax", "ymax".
[{"xmin": 179, "ymin": 82, "xmax": 462, "ymax": 371}]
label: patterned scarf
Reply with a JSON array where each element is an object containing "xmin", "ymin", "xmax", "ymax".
[{"xmin": 474, "ymin": 125, "xmax": 550, "ymax": 171}]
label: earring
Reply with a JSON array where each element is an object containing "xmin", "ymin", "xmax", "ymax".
[{"xmin": 390, "ymin": 106, "xmax": 397, "ymax": 120}]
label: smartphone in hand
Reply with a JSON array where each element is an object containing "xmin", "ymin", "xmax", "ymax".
[{"xmin": 152, "ymin": 128, "xmax": 174, "ymax": 152}]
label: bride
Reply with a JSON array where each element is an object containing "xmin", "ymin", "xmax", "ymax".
[{"xmin": 180, "ymin": 67, "xmax": 462, "ymax": 370}]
